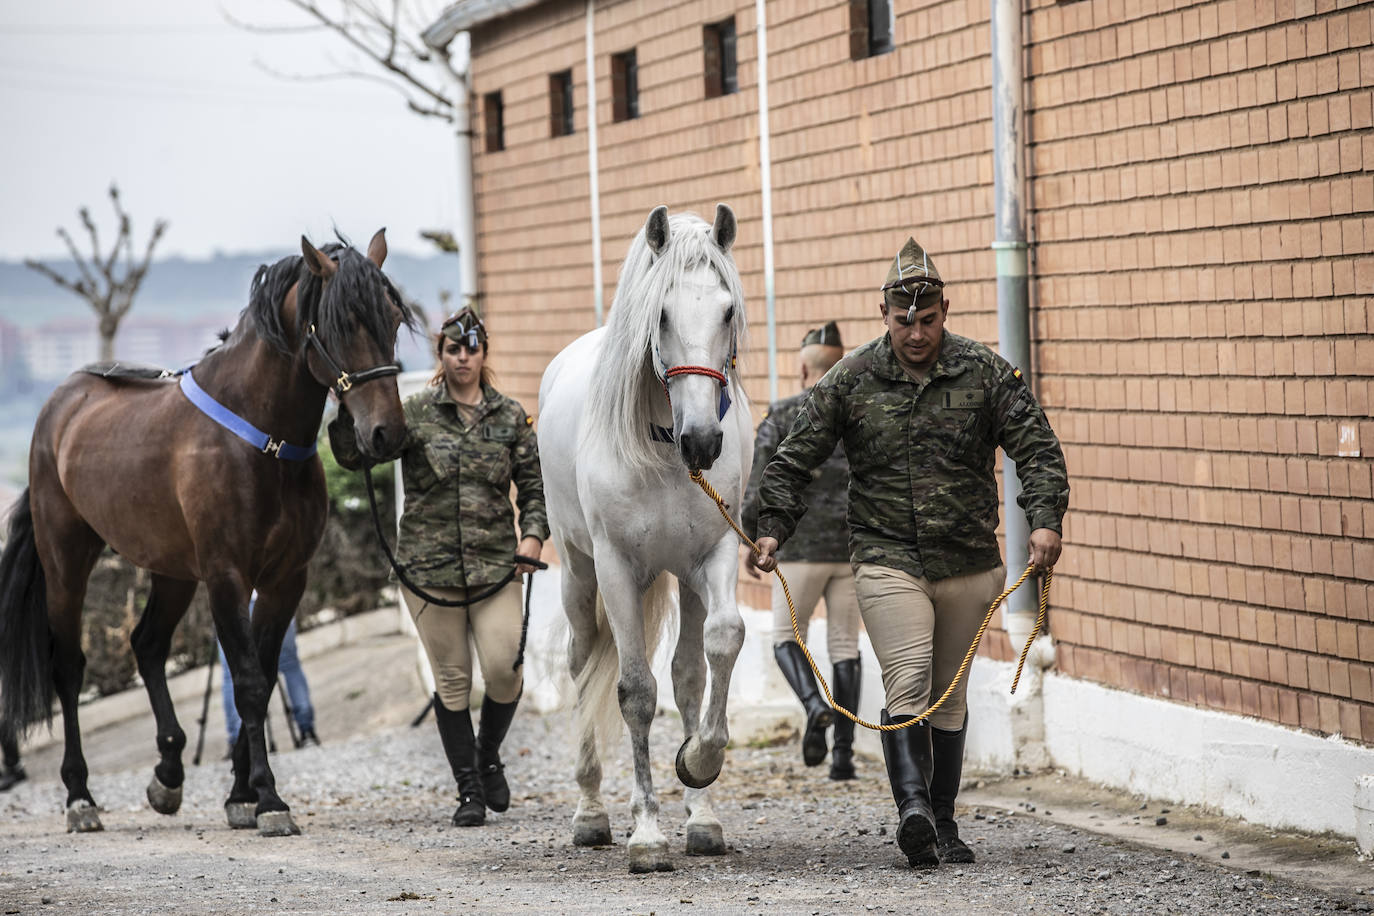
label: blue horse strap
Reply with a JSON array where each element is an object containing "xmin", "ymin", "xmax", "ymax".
[{"xmin": 178, "ymin": 372, "xmax": 318, "ymax": 461}]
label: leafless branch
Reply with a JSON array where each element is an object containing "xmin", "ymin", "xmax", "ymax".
[
  {"xmin": 55, "ymin": 227, "xmax": 99, "ymax": 294},
  {"xmin": 232, "ymin": 0, "xmax": 458, "ymax": 120},
  {"xmin": 277, "ymin": 0, "xmax": 453, "ymax": 117},
  {"xmin": 24, "ymin": 185, "xmax": 168, "ymax": 361}
]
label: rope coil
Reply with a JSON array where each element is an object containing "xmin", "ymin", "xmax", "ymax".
[{"xmin": 689, "ymin": 470, "xmax": 1052, "ymax": 732}]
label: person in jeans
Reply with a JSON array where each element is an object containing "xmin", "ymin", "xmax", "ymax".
[
  {"xmin": 220, "ymin": 592, "xmax": 318, "ymax": 756},
  {"xmin": 741, "ymin": 320, "xmax": 862, "ymax": 780}
]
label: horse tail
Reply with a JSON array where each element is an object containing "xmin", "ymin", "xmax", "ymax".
[
  {"xmin": 575, "ymin": 573, "xmax": 677, "ymax": 758},
  {"xmin": 0, "ymin": 489, "xmax": 54, "ymax": 742}
]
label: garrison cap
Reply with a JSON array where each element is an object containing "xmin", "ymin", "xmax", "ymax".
[
  {"xmin": 881, "ymin": 237, "xmax": 945, "ymax": 319},
  {"xmin": 441, "ymin": 305, "xmax": 487, "ymax": 348},
  {"xmin": 801, "ymin": 321, "xmax": 843, "ymax": 349}
]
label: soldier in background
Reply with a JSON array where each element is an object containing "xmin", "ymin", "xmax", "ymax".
[
  {"xmin": 741, "ymin": 321, "xmax": 862, "ymax": 780},
  {"xmin": 749, "ymin": 239, "xmax": 1069, "ymax": 868},
  {"xmin": 331, "ymin": 306, "xmax": 547, "ymax": 829}
]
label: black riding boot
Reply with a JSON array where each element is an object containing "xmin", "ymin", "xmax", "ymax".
[
  {"xmin": 476, "ymin": 694, "xmax": 519, "ymax": 813},
  {"xmin": 828, "ymin": 658, "xmax": 861, "ymax": 780},
  {"xmin": 432, "ymin": 695, "xmax": 485, "ymax": 827},
  {"xmin": 931, "ymin": 717, "xmax": 974, "ymax": 863},
  {"xmin": 774, "ymin": 642, "xmax": 834, "ymax": 766},
  {"xmin": 879, "ymin": 709, "xmax": 939, "ymax": 867}
]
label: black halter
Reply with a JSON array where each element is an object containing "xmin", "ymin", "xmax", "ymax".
[{"xmin": 305, "ymin": 324, "xmax": 401, "ymax": 399}]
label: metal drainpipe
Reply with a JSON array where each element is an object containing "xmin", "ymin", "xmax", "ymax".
[
  {"xmin": 448, "ymin": 33, "xmax": 478, "ymax": 310},
  {"xmin": 586, "ymin": 0, "xmax": 604, "ymax": 326},
  {"xmin": 755, "ymin": 0, "xmax": 778, "ymax": 402},
  {"xmin": 992, "ymin": 0, "xmax": 1053, "ymax": 767}
]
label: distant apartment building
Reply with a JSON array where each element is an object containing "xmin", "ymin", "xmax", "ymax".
[{"xmin": 15, "ymin": 315, "xmax": 230, "ymax": 386}]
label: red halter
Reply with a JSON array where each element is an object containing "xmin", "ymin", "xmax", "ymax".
[{"xmin": 663, "ymin": 364, "xmax": 727, "ymax": 385}]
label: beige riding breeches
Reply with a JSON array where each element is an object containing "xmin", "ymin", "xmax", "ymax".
[
  {"xmin": 400, "ymin": 580, "xmax": 525, "ymax": 711},
  {"xmin": 772, "ymin": 560, "xmax": 862, "ymax": 662},
  {"xmin": 853, "ymin": 563, "xmax": 1006, "ymax": 730}
]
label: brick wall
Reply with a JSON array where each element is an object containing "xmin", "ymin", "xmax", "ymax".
[
  {"xmin": 1028, "ymin": 0, "xmax": 1374, "ymax": 738},
  {"xmin": 465, "ymin": 0, "xmax": 1374, "ymax": 741}
]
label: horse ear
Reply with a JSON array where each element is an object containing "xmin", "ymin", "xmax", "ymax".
[
  {"xmin": 366, "ymin": 228, "xmax": 388, "ymax": 268},
  {"xmin": 710, "ymin": 204, "xmax": 736, "ymax": 253},
  {"xmin": 645, "ymin": 206, "xmax": 670, "ymax": 255},
  {"xmin": 301, "ymin": 236, "xmax": 337, "ymax": 279}
]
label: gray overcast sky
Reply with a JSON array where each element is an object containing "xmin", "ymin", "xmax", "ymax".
[{"xmin": 0, "ymin": 0, "xmax": 458, "ymax": 262}]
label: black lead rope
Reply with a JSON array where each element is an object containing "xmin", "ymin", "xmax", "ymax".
[{"xmin": 361, "ymin": 463, "xmax": 547, "ymax": 671}]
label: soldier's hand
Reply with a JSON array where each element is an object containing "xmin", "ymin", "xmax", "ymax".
[
  {"xmin": 1028, "ymin": 528, "xmax": 1062, "ymax": 572},
  {"xmin": 515, "ymin": 536, "xmax": 545, "ymax": 574},
  {"xmin": 738, "ymin": 543, "xmax": 762, "ymax": 580},
  {"xmin": 750, "ymin": 537, "xmax": 780, "ymax": 574}
]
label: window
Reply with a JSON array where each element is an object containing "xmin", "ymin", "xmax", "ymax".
[
  {"xmin": 849, "ymin": 0, "xmax": 894, "ymax": 60},
  {"xmin": 611, "ymin": 49, "xmax": 638, "ymax": 122},
  {"xmin": 483, "ymin": 91, "xmax": 504, "ymax": 152},
  {"xmin": 703, "ymin": 17, "xmax": 738, "ymax": 99},
  {"xmin": 549, "ymin": 70, "xmax": 574, "ymax": 137}
]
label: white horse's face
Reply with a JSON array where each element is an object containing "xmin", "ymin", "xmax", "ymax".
[{"xmin": 658, "ymin": 261, "xmax": 735, "ymax": 472}]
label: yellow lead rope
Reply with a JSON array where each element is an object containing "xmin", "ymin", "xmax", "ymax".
[{"xmin": 690, "ymin": 470, "xmax": 1053, "ymax": 732}]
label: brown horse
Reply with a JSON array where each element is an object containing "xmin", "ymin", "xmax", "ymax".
[{"xmin": 0, "ymin": 230, "xmax": 413, "ymax": 836}]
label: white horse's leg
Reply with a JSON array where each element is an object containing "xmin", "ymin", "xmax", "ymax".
[
  {"xmin": 597, "ymin": 553, "xmax": 671, "ymax": 873},
  {"xmin": 562, "ymin": 546, "xmax": 613, "ymax": 847},
  {"xmin": 675, "ymin": 541, "xmax": 745, "ymax": 790},
  {"xmin": 675, "ymin": 587, "xmax": 726, "ymax": 856}
]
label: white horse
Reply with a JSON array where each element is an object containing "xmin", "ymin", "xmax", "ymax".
[{"xmin": 538, "ymin": 204, "xmax": 751, "ymax": 873}]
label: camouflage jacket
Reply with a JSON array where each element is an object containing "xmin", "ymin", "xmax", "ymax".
[
  {"xmin": 741, "ymin": 389, "xmax": 850, "ymax": 562},
  {"xmin": 330, "ymin": 383, "xmax": 548, "ymax": 589},
  {"xmin": 756, "ymin": 331, "xmax": 1069, "ymax": 582}
]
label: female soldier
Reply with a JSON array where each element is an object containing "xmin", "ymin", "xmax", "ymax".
[{"xmin": 331, "ymin": 305, "xmax": 547, "ymax": 827}]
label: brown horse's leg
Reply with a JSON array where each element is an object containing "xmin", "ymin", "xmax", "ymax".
[
  {"xmin": 131, "ymin": 575, "xmax": 198, "ymax": 814},
  {"xmin": 216, "ymin": 574, "xmax": 301, "ymax": 836},
  {"xmin": 32, "ymin": 491, "xmax": 105, "ymax": 832}
]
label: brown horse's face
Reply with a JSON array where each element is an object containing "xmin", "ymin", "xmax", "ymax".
[
  {"xmin": 302, "ymin": 230, "xmax": 408, "ymax": 462},
  {"xmin": 334, "ymin": 298, "xmax": 407, "ymax": 463}
]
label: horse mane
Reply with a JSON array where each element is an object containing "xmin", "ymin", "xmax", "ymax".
[
  {"xmin": 243, "ymin": 242, "xmax": 416, "ymax": 358},
  {"xmin": 583, "ymin": 211, "xmax": 747, "ymax": 471}
]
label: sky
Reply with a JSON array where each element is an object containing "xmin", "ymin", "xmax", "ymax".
[{"xmin": 0, "ymin": 0, "xmax": 460, "ymax": 263}]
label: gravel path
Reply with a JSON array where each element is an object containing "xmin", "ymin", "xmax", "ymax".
[{"xmin": 1, "ymin": 633, "xmax": 1366, "ymax": 915}]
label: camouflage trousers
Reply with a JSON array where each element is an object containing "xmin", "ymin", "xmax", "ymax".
[
  {"xmin": 853, "ymin": 563, "xmax": 1005, "ymax": 731},
  {"xmin": 771, "ymin": 560, "xmax": 861, "ymax": 663},
  {"xmin": 401, "ymin": 581, "xmax": 525, "ymax": 711}
]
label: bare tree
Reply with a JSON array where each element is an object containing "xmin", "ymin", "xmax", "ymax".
[
  {"xmin": 24, "ymin": 185, "xmax": 168, "ymax": 363},
  {"xmin": 231, "ymin": 1, "xmax": 462, "ymax": 121}
]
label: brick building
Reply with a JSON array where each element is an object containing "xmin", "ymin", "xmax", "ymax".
[{"xmin": 438, "ymin": 0, "xmax": 1374, "ymax": 838}]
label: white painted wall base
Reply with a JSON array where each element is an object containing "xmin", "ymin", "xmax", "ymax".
[{"xmin": 1040, "ymin": 672, "xmax": 1374, "ymax": 839}]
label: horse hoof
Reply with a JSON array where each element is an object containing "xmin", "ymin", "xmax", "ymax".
[
  {"xmin": 257, "ymin": 810, "xmax": 301, "ymax": 837},
  {"xmin": 225, "ymin": 801, "xmax": 257, "ymax": 829},
  {"xmin": 627, "ymin": 843, "xmax": 673, "ymax": 873},
  {"xmin": 65, "ymin": 800, "xmax": 104, "ymax": 833},
  {"xmin": 685, "ymin": 822, "xmax": 727, "ymax": 856},
  {"xmin": 572, "ymin": 812, "xmax": 613, "ymax": 847},
  {"xmin": 675, "ymin": 740, "xmax": 719, "ymax": 790},
  {"xmin": 146, "ymin": 775, "xmax": 183, "ymax": 815}
]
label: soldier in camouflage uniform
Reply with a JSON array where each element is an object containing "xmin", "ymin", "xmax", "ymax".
[
  {"xmin": 740, "ymin": 321, "xmax": 863, "ymax": 780},
  {"xmin": 330, "ymin": 306, "xmax": 547, "ymax": 829},
  {"xmin": 749, "ymin": 239, "xmax": 1069, "ymax": 869}
]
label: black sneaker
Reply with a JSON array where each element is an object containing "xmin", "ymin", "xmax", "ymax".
[{"xmin": 298, "ymin": 728, "xmax": 321, "ymax": 748}]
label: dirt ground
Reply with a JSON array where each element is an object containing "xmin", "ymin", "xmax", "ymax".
[{"xmin": 2, "ymin": 628, "xmax": 1370, "ymax": 915}]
